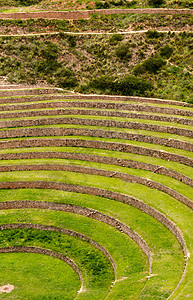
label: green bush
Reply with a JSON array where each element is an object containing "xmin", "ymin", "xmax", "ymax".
[
  {"xmin": 148, "ymin": 0, "xmax": 165, "ymax": 7},
  {"xmin": 142, "ymin": 56, "xmax": 166, "ymax": 73},
  {"xmin": 115, "ymin": 42, "xmax": 132, "ymax": 60},
  {"xmin": 56, "ymin": 68, "xmax": 78, "ymax": 88},
  {"xmin": 68, "ymin": 35, "xmax": 76, "ymax": 48},
  {"xmin": 0, "ymin": 0, "xmax": 42, "ymax": 6},
  {"xmin": 133, "ymin": 55, "xmax": 166, "ymax": 75},
  {"xmin": 160, "ymin": 45, "xmax": 173, "ymax": 58},
  {"xmin": 109, "ymin": 34, "xmax": 124, "ymax": 45},
  {"xmin": 146, "ymin": 30, "xmax": 161, "ymax": 39},
  {"xmin": 90, "ymin": 75, "xmax": 114, "ymax": 90},
  {"xmin": 95, "ymin": 0, "xmax": 110, "ymax": 8},
  {"xmin": 95, "ymin": 0, "xmax": 136, "ymax": 8},
  {"xmin": 116, "ymin": 75, "xmax": 153, "ymax": 95},
  {"xmin": 90, "ymin": 74, "xmax": 153, "ymax": 96}
]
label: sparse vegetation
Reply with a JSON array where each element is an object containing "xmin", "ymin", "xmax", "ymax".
[
  {"xmin": 0, "ymin": 0, "xmax": 41, "ymax": 6},
  {"xmin": 0, "ymin": 30, "xmax": 192, "ymax": 101}
]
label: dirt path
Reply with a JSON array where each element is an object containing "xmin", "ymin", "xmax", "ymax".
[{"xmin": 0, "ymin": 29, "xmax": 189, "ymax": 37}]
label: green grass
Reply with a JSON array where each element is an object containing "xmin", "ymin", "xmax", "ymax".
[
  {"xmin": 0, "ymin": 252, "xmax": 80, "ymax": 300},
  {"xmin": 1, "ymin": 106, "xmax": 193, "ymax": 120},
  {"xmin": 0, "ymin": 205, "xmax": 183, "ymax": 300},
  {"xmin": 0, "ymin": 146, "xmax": 192, "ymax": 179},
  {"xmin": 1, "ymin": 98, "xmax": 193, "ymax": 111},
  {"xmin": 0, "ymin": 228, "xmax": 114, "ymax": 299},
  {"xmin": 2, "ymin": 113, "xmax": 193, "ymax": 130},
  {"xmin": 0, "ymin": 208, "xmax": 148, "ymax": 299},
  {"xmin": 1, "ymin": 122, "xmax": 192, "ymax": 145},
  {"xmin": 2, "ymin": 135, "xmax": 192, "ymax": 160},
  {"xmin": 0, "ymin": 158, "xmax": 191, "ymax": 198}
]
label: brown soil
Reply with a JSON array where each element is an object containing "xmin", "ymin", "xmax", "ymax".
[{"xmin": 0, "ymin": 284, "xmax": 15, "ymax": 294}]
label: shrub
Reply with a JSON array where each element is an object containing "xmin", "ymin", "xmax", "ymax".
[
  {"xmin": 146, "ymin": 30, "xmax": 161, "ymax": 39},
  {"xmin": 56, "ymin": 68, "xmax": 78, "ymax": 88},
  {"xmin": 160, "ymin": 45, "xmax": 173, "ymax": 58},
  {"xmin": 95, "ymin": 0, "xmax": 110, "ymax": 8},
  {"xmin": 115, "ymin": 42, "xmax": 132, "ymax": 60},
  {"xmin": 148, "ymin": 0, "xmax": 165, "ymax": 6},
  {"xmin": 90, "ymin": 75, "xmax": 114, "ymax": 90},
  {"xmin": 0, "ymin": 0, "xmax": 42, "ymax": 6},
  {"xmin": 133, "ymin": 56, "xmax": 166, "ymax": 75},
  {"xmin": 109, "ymin": 34, "xmax": 124, "ymax": 45},
  {"xmin": 116, "ymin": 75, "xmax": 153, "ymax": 95},
  {"xmin": 133, "ymin": 64, "xmax": 145, "ymax": 76},
  {"xmin": 90, "ymin": 74, "xmax": 153, "ymax": 96},
  {"xmin": 142, "ymin": 56, "xmax": 166, "ymax": 73},
  {"xmin": 68, "ymin": 35, "xmax": 76, "ymax": 47},
  {"xmin": 95, "ymin": 0, "xmax": 136, "ymax": 8},
  {"xmin": 40, "ymin": 42, "xmax": 59, "ymax": 61}
]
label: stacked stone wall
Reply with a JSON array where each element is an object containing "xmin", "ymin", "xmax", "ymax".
[
  {"xmin": 0, "ymin": 246, "xmax": 83, "ymax": 285},
  {"xmin": 1, "ymin": 100, "xmax": 192, "ymax": 117},
  {"xmin": 0, "ymin": 8, "xmax": 192, "ymax": 20},
  {"xmin": 0, "ymin": 94, "xmax": 190, "ymax": 107},
  {"xmin": 0, "ymin": 89, "xmax": 59, "ymax": 97},
  {"xmin": 0, "ymin": 151, "xmax": 192, "ymax": 186},
  {"xmin": 0, "ymin": 164, "xmax": 191, "ymax": 207},
  {"xmin": 0, "ymin": 108, "xmax": 192, "ymax": 126},
  {"xmin": 0, "ymin": 127, "xmax": 192, "ymax": 151},
  {"xmin": 0, "ymin": 183, "xmax": 187, "ymax": 261},
  {"xmin": 0, "ymin": 138, "xmax": 192, "ymax": 166},
  {"xmin": 0, "ymin": 197, "xmax": 152, "ymax": 272},
  {"xmin": 0, "ymin": 223, "xmax": 116, "ymax": 277}
]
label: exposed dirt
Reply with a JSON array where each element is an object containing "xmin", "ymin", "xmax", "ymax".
[{"xmin": 0, "ymin": 284, "xmax": 15, "ymax": 294}]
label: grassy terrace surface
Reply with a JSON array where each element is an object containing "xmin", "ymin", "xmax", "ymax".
[
  {"xmin": 0, "ymin": 204, "xmax": 183, "ymax": 299},
  {"xmin": 0, "ymin": 89, "xmax": 192, "ymax": 299},
  {"xmin": 0, "ymin": 252, "xmax": 80, "ymax": 299}
]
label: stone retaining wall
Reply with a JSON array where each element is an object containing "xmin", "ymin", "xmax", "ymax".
[
  {"xmin": 0, "ymin": 246, "xmax": 83, "ymax": 287},
  {"xmin": 0, "ymin": 223, "xmax": 116, "ymax": 278},
  {"xmin": 0, "ymin": 197, "xmax": 153, "ymax": 273},
  {"xmin": 1, "ymin": 117, "xmax": 193, "ymax": 139},
  {"xmin": 0, "ymin": 183, "xmax": 187, "ymax": 261},
  {"xmin": 0, "ymin": 138, "xmax": 192, "ymax": 166},
  {"xmin": 0, "ymin": 127, "xmax": 192, "ymax": 151},
  {"xmin": 0, "ymin": 89, "xmax": 59, "ymax": 97},
  {"xmin": 0, "ymin": 164, "xmax": 191, "ymax": 206},
  {"xmin": 0, "ymin": 8, "xmax": 192, "ymax": 20},
  {"xmin": 0, "ymin": 93, "xmax": 190, "ymax": 107},
  {"xmin": 1, "ymin": 108, "xmax": 192, "ymax": 126},
  {"xmin": 1, "ymin": 100, "xmax": 192, "ymax": 117},
  {"xmin": 0, "ymin": 151, "xmax": 192, "ymax": 186}
]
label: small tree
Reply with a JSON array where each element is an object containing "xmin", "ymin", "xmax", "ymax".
[{"xmin": 148, "ymin": 0, "xmax": 165, "ymax": 7}]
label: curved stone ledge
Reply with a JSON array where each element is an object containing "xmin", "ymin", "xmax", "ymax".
[
  {"xmin": 0, "ymin": 197, "xmax": 152, "ymax": 274},
  {"xmin": 0, "ymin": 164, "xmax": 191, "ymax": 206},
  {"xmin": 0, "ymin": 181, "xmax": 187, "ymax": 263},
  {"xmin": 0, "ymin": 127, "xmax": 192, "ymax": 152},
  {"xmin": 0, "ymin": 151, "xmax": 192, "ymax": 186},
  {"xmin": 0, "ymin": 94, "xmax": 190, "ymax": 107},
  {"xmin": 1, "ymin": 108, "xmax": 192, "ymax": 126},
  {"xmin": 0, "ymin": 100, "xmax": 192, "ymax": 117},
  {"xmin": 0, "ymin": 138, "xmax": 192, "ymax": 167},
  {"xmin": 0, "ymin": 223, "xmax": 116, "ymax": 279},
  {"xmin": 0, "ymin": 117, "xmax": 193, "ymax": 139},
  {"xmin": 0, "ymin": 89, "xmax": 59, "ymax": 98},
  {"xmin": 0, "ymin": 246, "xmax": 83, "ymax": 290}
]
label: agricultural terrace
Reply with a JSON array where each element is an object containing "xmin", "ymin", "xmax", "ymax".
[
  {"xmin": 0, "ymin": 87, "xmax": 191, "ymax": 299},
  {"xmin": 0, "ymin": 1, "xmax": 192, "ymax": 299}
]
